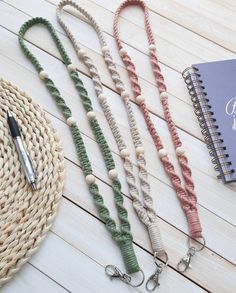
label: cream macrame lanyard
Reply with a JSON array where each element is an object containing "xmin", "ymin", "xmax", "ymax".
[{"xmin": 57, "ymin": 1, "xmax": 168, "ymax": 290}]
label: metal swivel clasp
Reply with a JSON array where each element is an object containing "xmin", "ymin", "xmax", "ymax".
[
  {"xmin": 177, "ymin": 236, "xmax": 206, "ymax": 273},
  {"xmin": 146, "ymin": 252, "xmax": 168, "ymax": 291},
  {"xmin": 177, "ymin": 247, "xmax": 195, "ymax": 272},
  {"xmin": 105, "ymin": 265, "xmax": 145, "ymax": 288}
]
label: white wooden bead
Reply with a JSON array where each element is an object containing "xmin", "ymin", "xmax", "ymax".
[
  {"xmin": 66, "ymin": 117, "xmax": 76, "ymax": 126},
  {"xmin": 98, "ymin": 94, "xmax": 106, "ymax": 102},
  {"xmin": 77, "ymin": 49, "xmax": 86, "ymax": 59},
  {"xmin": 67, "ymin": 63, "xmax": 77, "ymax": 72},
  {"xmin": 102, "ymin": 46, "xmax": 109, "ymax": 54},
  {"xmin": 87, "ymin": 111, "xmax": 96, "ymax": 120},
  {"xmin": 85, "ymin": 174, "xmax": 95, "ymax": 185},
  {"xmin": 120, "ymin": 148, "xmax": 130, "ymax": 158},
  {"xmin": 136, "ymin": 146, "xmax": 144, "ymax": 156},
  {"xmin": 119, "ymin": 48, "xmax": 127, "ymax": 57},
  {"xmin": 176, "ymin": 146, "xmax": 185, "ymax": 156},
  {"xmin": 136, "ymin": 95, "xmax": 145, "ymax": 104},
  {"xmin": 39, "ymin": 70, "xmax": 48, "ymax": 80},
  {"xmin": 149, "ymin": 44, "xmax": 156, "ymax": 51},
  {"xmin": 121, "ymin": 91, "xmax": 129, "ymax": 100},
  {"xmin": 158, "ymin": 148, "xmax": 168, "ymax": 158},
  {"xmin": 160, "ymin": 91, "xmax": 168, "ymax": 100},
  {"xmin": 108, "ymin": 169, "xmax": 118, "ymax": 179}
]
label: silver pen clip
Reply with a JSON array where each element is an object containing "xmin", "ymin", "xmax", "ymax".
[{"xmin": 27, "ymin": 152, "xmax": 38, "ymax": 180}]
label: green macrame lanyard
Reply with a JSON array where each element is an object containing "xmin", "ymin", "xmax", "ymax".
[{"xmin": 19, "ymin": 17, "xmax": 144, "ymax": 287}]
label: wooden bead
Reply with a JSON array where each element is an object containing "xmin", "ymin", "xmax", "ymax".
[
  {"xmin": 136, "ymin": 95, "xmax": 145, "ymax": 104},
  {"xmin": 77, "ymin": 49, "xmax": 86, "ymax": 59},
  {"xmin": 136, "ymin": 146, "xmax": 144, "ymax": 156},
  {"xmin": 176, "ymin": 146, "xmax": 185, "ymax": 156},
  {"xmin": 87, "ymin": 111, "xmax": 96, "ymax": 120},
  {"xmin": 149, "ymin": 44, "xmax": 156, "ymax": 51},
  {"xmin": 39, "ymin": 70, "xmax": 48, "ymax": 80},
  {"xmin": 98, "ymin": 93, "xmax": 106, "ymax": 102},
  {"xmin": 67, "ymin": 63, "xmax": 77, "ymax": 72},
  {"xmin": 108, "ymin": 169, "xmax": 118, "ymax": 179},
  {"xmin": 85, "ymin": 174, "xmax": 95, "ymax": 185},
  {"xmin": 121, "ymin": 91, "xmax": 129, "ymax": 100},
  {"xmin": 119, "ymin": 48, "xmax": 127, "ymax": 57},
  {"xmin": 120, "ymin": 148, "xmax": 130, "ymax": 158},
  {"xmin": 158, "ymin": 148, "xmax": 168, "ymax": 158},
  {"xmin": 102, "ymin": 46, "xmax": 109, "ymax": 54},
  {"xmin": 160, "ymin": 91, "xmax": 168, "ymax": 100},
  {"xmin": 66, "ymin": 117, "xmax": 76, "ymax": 126}
]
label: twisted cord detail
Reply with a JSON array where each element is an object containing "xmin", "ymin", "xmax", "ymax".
[
  {"xmin": 113, "ymin": 0, "xmax": 202, "ymax": 239},
  {"xmin": 57, "ymin": 0, "xmax": 165, "ymax": 255},
  {"xmin": 19, "ymin": 17, "xmax": 139, "ymax": 274}
]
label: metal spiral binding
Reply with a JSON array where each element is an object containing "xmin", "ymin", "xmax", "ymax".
[{"xmin": 182, "ymin": 67, "xmax": 234, "ymax": 182}]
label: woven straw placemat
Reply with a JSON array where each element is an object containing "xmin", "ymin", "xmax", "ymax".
[{"xmin": 0, "ymin": 78, "xmax": 65, "ymax": 286}]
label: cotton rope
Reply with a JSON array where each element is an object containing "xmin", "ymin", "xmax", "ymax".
[
  {"xmin": 56, "ymin": 0, "xmax": 166, "ymax": 260},
  {"xmin": 18, "ymin": 18, "xmax": 145, "ymax": 287},
  {"xmin": 114, "ymin": 0, "xmax": 203, "ymax": 240}
]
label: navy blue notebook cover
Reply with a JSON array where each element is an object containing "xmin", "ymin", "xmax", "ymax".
[{"xmin": 183, "ymin": 59, "xmax": 236, "ymax": 183}]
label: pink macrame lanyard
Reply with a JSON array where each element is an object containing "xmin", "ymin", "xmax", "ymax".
[{"xmin": 113, "ymin": 0, "xmax": 205, "ymax": 271}]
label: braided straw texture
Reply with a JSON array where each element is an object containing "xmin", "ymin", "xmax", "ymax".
[
  {"xmin": 57, "ymin": 0, "xmax": 165, "ymax": 255},
  {"xmin": 113, "ymin": 0, "xmax": 202, "ymax": 239},
  {"xmin": 0, "ymin": 78, "xmax": 65, "ymax": 287}
]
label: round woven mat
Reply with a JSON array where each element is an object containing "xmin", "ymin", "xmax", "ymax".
[{"xmin": 0, "ymin": 79, "xmax": 65, "ymax": 286}]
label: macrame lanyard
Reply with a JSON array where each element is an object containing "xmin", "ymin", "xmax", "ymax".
[
  {"xmin": 56, "ymin": 1, "xmax": 168, "ymax": 287},
  {"xmin": 113, "ymin": 0, "xmax": 205, "ymax": 271},
  {"xmin": 18, "ymin": 17, "xmax": 145, "ymax": 287}
]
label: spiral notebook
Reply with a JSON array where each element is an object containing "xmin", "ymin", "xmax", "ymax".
[{"xmin": 183, "ymin": 59, "xmax": 236, "ymax": 183}]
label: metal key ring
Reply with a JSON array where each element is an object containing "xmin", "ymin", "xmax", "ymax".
[
  {"xmin": 154, "ymin": 251, "xmax": 169, "ymax": 267},
  {"xmin": 188, "ymin": 236, "xmax": 206, "ymax": 252}
]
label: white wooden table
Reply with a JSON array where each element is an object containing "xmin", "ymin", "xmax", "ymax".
[{"xmin": 0, "ymin": 0, "xmax": 236, "ymax": 292}]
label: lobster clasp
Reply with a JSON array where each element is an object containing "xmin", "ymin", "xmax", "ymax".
[
  {"xmin": 105, "ymin": 265, "xmax": 131, "ymax": 284},
  {"xmin": 177, "ymin": 236, "xmax": 206, "ymax": 273},
  {"xmin": 105, "ymin": 265, "xmax": 145, "ymax": 288},
  {"xmin": 146, "ymin": 269, "xmax": 161, "ymax": 291},
  {"xmin": 146, "ymin": 252, "xmax": 168, "ymax": 291},
  {"xmin": 177, "ymin": 253, "xmax": 192, "ymax": 272}
]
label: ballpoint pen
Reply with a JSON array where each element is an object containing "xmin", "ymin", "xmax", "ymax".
[{"xmin": 7, "ymin": 111, "xmax": 38, "ymax": 190}]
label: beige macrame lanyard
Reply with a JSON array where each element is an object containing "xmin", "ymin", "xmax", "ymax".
[{"xmin": 57, "ymin": 0, "xmax": 168, "ymax": 290}]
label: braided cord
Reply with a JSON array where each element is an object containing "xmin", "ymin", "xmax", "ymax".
[
  {"xmin": 18, "ymin": 17, "xmax": 140, "ymax": 274},
  {"xmin": 113, "ymin": 0, "xmax": 202, "ymax": 239},
  {"xmin": 57, "ymin": 0, "xmax": 165, "ymax": 256}
]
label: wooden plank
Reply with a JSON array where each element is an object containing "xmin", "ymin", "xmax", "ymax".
[
  {"xmin": 51, "ymin": 197, "xmax": 236, "ymax": 293},
  {"xmin": 2, "ymin": 263, "xmax": 68, "ymax": 293},
  {"xmin": 143, "ymin": 0, "xmax": 236, "ymax": 52},
  {"xmin": 214, "ymin": 0, "xmax": 236, "ymax": 12},
  {"xmin": 28, "ymin": 231, "xmax": 141, "ymax": 293},
  {"xmin": 48, "ymin": 0, "xmax": 235, "ymax": 69}
]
